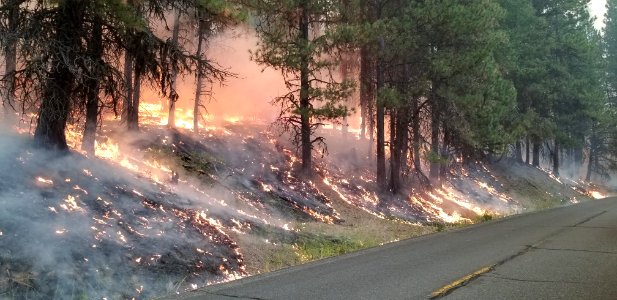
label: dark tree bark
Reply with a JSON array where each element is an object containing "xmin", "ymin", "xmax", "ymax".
[
  {"xmin": 389, "ymin": 109, "xmax": 399, "ymax": 192},
  {"xmin": 168, "ymin": 12, "xmax": 181, "ymax": 129},
  {"xmin": 429, "ymin": 92, "xmax": 440, "ymax": 183},
  {"xmin": 2, "ymin": 0, "xmax": 19, "ymax": 114},
  {"xmin": 34, "ymin": 0, "xmax": 85, "ymax": 149},
  {"xmin": 390, "ymin": 107, "xmax": 409, "ymax": 194},
  {"xmin": 399, "ymin": 111, "xmax": 409, "ymax": 178},
  {"xmin": 514, "ymin": 141, "xmax": 523, "ymax": 162},
  {"xmin": 127, "ymin": 69, "xmax": 141, "ymax": 131},
  {"xmin": 194, "ymin": 16, "xmax": 207, "ymax": 134},
  {"xmin": 122, "ymin": 52, "xmax": 133, "ymax": 122},
  {"xmin": 81, "ymin": 16, "xmax": 104, "ymax": 154},
  {"xmin": 299, "ymin": 3, "xmax": 312, "ymax": 176},
  {"xmin": 376, "ymin": 37, "xmax": 386, "ymax": 191},
  {"xmin": 573, "ymin": 144, "xmax": 583, "ymax": 177},
  {"xmin": 439, "ymin": 122, "xmax": 449, "ymax": 180},
  {"xmin": 412, "ymin": 97, "xmax": 421, "ymax": 172}
]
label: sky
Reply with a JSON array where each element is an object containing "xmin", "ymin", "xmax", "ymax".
[{"xmin": 590, "ymin": 0, "xmax": 607, "ymax": 29}]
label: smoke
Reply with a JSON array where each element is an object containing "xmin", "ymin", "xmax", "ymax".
[
  {"xmin": 0, "ymin": 112, "xmax": 352, "ymax": 298},
  {"xmin": 140, "ymin": 27, "xmax": 284, "ymax": 124},
  {"xmin": 0, "ymin": 131, "xmax": 249, "ymax": 299}
]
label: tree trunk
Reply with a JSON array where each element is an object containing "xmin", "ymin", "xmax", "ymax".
[
  {"xmin": 127, "ymin": 69, "xmax": 141, "ymax": 131},
  {"xmin": 194, "ymin": 17, "xmax": 207, "ymax": 134},
  {"xmin": 429, "ymin": 91, "xmax": 440, "ymax": 183},
  {"xmin": 340, "ymin": 54, "xmax": 350, "ymax": 139},
  {"xmin": 553, "ymin": 140, "xmax": 559, "ymax": 177},
  {"xmin": 586, "ymin": 136, "xmax": 595, "ymax": 182},
  {"xmin": 389, "ymin": 109, "xmax": 399, "ymax": 193},
  {"xmin": 168, "ymin": 12, "xmax": 181, "ymax": 128},
  {"xmin": 412, "ymin": 97, "xmax": 421, "ymax": 172},
  {"xmin": 525, "ymin": 136, "xmax": 530, "ymax": 164},
  {"xmin": 81, "ymin": 17, "xmax": 103, "ymax": 154},
  {"xmin": 440, "ymin": 122, "xmax": 449, "ymax": 180},
  {"xmin": 34, "ymin": 0, "xmax": 84, "ymax": 149},
  {"xmin": 532, "ymin": 141, "xmax": 540, "ymax": 167},
  {"xmin": 573, "ymin": 144, "xmax": 583, "ymax": 178},
  {"xmin": 376, "ymin": 37, "xmax": 386, "ymax": 191},
  {"xmin": 299, "ymin": 4, "xmax": 312, "ymax": 176},
  {"xmin": 399, "ymin": 114, "xmax": 409, "ymax": 178},
  {"xmin": 359, "ymin": 46, "xmax": 373, "ymax": 140},
  {"xmin": 390, "ymin": 107, "xmax": 409, "ymax": 194},
  {"xmin": 122, "ymin": 52, "xmax": 134, "ymax": 122},
  {"xmin": 2, "ymin": 0, "xmax": 18, "ymax": 114},
  {"xmin": 514, "ymin": 141, "xmax": 523, "ymax": 162}
]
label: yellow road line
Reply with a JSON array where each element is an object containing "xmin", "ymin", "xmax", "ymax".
[{"xmin": 429, "ymin": 266, "xmax": 494, "ymax": 299}]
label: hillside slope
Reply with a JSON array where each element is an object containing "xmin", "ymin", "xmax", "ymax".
[{"xmin": 0, "ymin": 122, "xmax": 598, "ymax": 299}]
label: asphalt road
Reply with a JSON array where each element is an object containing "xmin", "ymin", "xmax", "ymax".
[{"xmin": 165, "ymin": 197, "xmax": 617, "ymax": 300}]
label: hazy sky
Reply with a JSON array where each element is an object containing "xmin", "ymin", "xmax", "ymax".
[{"xmin": 590, "ymin": 0, "xmax": 607, "ymax": 29}]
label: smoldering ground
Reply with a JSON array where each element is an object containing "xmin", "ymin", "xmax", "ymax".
[
  {"xmin": 0, "ymin": 131, "xmax": 247, "ymax": 299},
  {"xmin": 0, "ymin": 119, "xmax": 343, "ymax": 299}
]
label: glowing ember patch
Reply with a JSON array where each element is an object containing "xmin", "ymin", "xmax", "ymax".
[
  {"xmin": 36, "ymin": 177, "xmax": 53, "ymax": 185},
  {"xmin": 260, "ymin": 182, "xmax": 273, "ymax": 192},
  {"xmin": 60, "ymin": 195, "xmax": 83, "ymax": 212},
  {"xmin": 73, "ymin": 185, "xmax": 88, "ymax": 194}
]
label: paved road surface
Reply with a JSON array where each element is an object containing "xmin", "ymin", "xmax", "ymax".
[{"xmin": 164, "ymin": 197, "xmax": 617, "ymax": 299}]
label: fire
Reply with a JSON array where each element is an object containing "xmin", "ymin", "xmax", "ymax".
[
  {"xmin": 590, "ymin": 190, "xmax": 606, "ymax": 199},
  {"xmin": 410, "ymin": 196, "xmax": 468, "ymax": 223},
  {"xmin": 95, "ymin": 140, "xmax": 120, "ymax": 159},
  {"xmin": 224, "ymin": 116, "xmax": 242, "ymax": 124},
  {"xmin": 60, "ymin": 195, "xmax": 83, "ymax": 212},
  {"xmin": 36, "ymin": 177, "xmax": 54, "ymax": 185}
]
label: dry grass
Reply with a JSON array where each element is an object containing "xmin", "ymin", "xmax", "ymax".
[{"xmin": 490, "ymin": 161, "xmax": 591, "ymax": 211}]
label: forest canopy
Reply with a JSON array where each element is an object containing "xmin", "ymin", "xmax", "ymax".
[{"xmin": 0, "ymin": 0, "xmax": 616, "ymax": 194}]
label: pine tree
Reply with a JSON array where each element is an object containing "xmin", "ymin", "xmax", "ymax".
[
  {"xmin": 251, "ymin": 0, "xmax": 353, "ymax": 176},
  {"xmin": 33, "ymin": 0, "xmax": 87, "ymax": 149},
  {"xmin": 531, "ymin": 0, "xmax": 602, "ymax": 176}
]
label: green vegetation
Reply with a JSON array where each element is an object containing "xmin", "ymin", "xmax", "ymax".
[
  {"xmin": 294, "ymin": 234, "xmax": 377, "ymax": 262},
  {"xmin": 476, "ymin": 213, "xmax": 494, "ymax": 223}
]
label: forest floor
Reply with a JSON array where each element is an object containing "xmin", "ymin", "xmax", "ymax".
[
  {"xmin": 235, "ymin": 158, "xmax": 600, "ymax": 276},
  {"xmin": 0, "ymin": 121, "xmax": 608, "ymax": 299}
]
